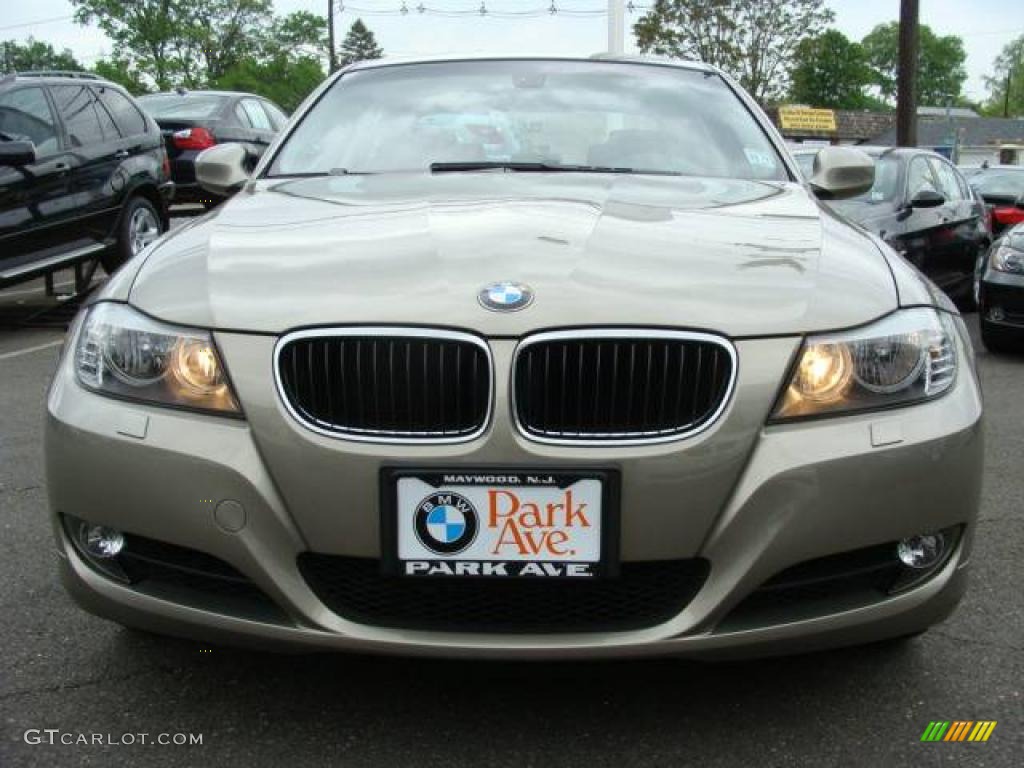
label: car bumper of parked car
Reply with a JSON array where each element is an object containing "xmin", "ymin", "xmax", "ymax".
[
  {"xmin": 981, "ymin": 268, "xmax": 1024, "ymax": 331},
  {"xmin": 45, "ymin": 326, "xmax": 983, "ymax": 659}
]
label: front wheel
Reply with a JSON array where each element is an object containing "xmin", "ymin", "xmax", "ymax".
[{"xmin": 102, "ymin": 196, "xmax": 164, "ymax": 274}]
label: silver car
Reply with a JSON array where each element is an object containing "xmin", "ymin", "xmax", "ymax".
[{"xmin": 46, "ymin": 57, "xmax": 982, "ymax": 659}]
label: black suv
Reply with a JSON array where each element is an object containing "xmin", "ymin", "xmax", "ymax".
[{"xmin": 0, "ymin": 72, "xmax": 173, "ymax": 289}]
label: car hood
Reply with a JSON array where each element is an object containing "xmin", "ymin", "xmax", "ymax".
[{"xmin": 129, "ymin": 173, "xmax": 898, "ymax": 336}]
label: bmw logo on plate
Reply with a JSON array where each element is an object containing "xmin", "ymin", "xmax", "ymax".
[
  {"xmin": 478, "ymin": 281, "xmax": 534, "ymax": 312},
  {"xmin": 414, "ymin": 492, "xmax": 479, "ymax": 556}
]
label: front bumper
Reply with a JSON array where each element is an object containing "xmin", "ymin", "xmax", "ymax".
[
  {"xmin": 980, "ymin": 267, "xmax": 1024, "ymax": 330},
  {"xmin": 45, "ymin": 323, "xmax": 983, "ymax": 658}
]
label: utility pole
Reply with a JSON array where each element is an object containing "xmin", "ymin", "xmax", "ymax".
[
  {"xmin": 328, "ymin": 0, "xmax": 337, "ymax": 73},
  {"xmin": 1005, "ymin": 72, "xmax": 1012, "ymax": 118},
  {"xmin": 896, "ymin": 0, "xmax": 919, "ymax": 147},
  {"xmin": 608, "ymin": 0, "xmax": 625, "ymax": 55}
]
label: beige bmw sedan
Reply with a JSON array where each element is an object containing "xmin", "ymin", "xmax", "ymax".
[{"xmin": 45, "ymin": 57, "xmax": 982, "ymax": 658}]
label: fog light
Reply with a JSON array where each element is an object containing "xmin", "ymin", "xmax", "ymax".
[
  {"xmin": 79, "ymin": 524, "xmax": 125, "ymax": 559},
  {"xmin": 897, "ymin": 532, "xmax": 945, "ymax": 569},
  {"xmin": 989, "ymin": 306, "xmax": 1005, "ymax": 322}
]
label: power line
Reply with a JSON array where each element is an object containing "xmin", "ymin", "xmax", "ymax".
[
  {"xmin": 0, "ymin": 14, "xmax": 75, "ymax": 33},
  {"xmin": 336, "ymin": 2, "xmax": 650, "ymax": 19}
]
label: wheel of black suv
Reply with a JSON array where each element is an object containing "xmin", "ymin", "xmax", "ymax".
[
  {"xmin": 980, "ymin": 318, "xmax": 1022, "ymax": 354},
  {"xmin": 102, "ymin": 196, "xmax": 163, "ymax": 274}
]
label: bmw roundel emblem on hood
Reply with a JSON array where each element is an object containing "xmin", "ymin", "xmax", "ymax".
[{"xmin": 478, "ymin": 281, "xmax": 534, "ymax": 312}]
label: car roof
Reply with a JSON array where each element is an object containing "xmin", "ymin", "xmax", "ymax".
[
  {"xmin": 970, "ymin": 165, "xmax": 1024, "ymax": 172},
  {"xmin": 137, "ymin": 90, "xmax": 254, "ymax": 99},
  {"xmin": 343, "ymin": 53, "xmax": 715, "ymax": 75},
  {"xmin": 0, "ymin": 71, "xmax": 120, "ymax": 88}
]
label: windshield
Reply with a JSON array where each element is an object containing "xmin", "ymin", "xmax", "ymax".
[
  {"xmin": 972, "ymin": 171, "xmax": 1024, "ymax": 200},
  {"xmin": 137, "ymin": 93, "xmax": 228, "ymax": 120},
  {"xmin": 267, "ymin": 60, "xmax": 788, "ymax": 180}
]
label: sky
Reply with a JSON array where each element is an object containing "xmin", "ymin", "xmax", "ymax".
[{"xmin": 1, "ymin": 0, "xmax": 1021, "ymax": 103}]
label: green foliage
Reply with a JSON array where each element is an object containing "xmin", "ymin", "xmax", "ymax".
[
  {"xmin": 215, "ymin": 56, "xmax": 323, "ymax": 113},
  {"xmin": 92, "ymin": 58, "xmax": 150, "ymax": 95},
  {"xmin": 789, "ymin": 30, "xmax": 875, "ymax": 109},
  {"xmin": 983, "ymin": 34, "xmax": 1024, "ymax": 117},
  {"xmin": 72, "ymin": 0, "xmax": 276, "ymax": 89},
  {"xmin": 861, "ymin": 22, "xmax": 967, "ymax": 106},
  {"xmin": 634, "ymin": 0, "xmax": 834, "ymax": 103},
  {"xmin": 1, "ymin": 38, "xmax": 84, "ymax": 72},
  {"xmin": 70, "ymin": 1, "xmax": 330, "ymax": 111},
  {"xmin": 339, "ymin": 19, "xmax": 383, "ymax": 68}
]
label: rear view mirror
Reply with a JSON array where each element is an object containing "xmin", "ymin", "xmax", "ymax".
[
  {"xmin": 195, "ymin": 143, "xmax": 249, "ymax": 197},
  {"xmin": 910, "ymin": 189, "xmax": 945, "ymax": 208},
  {"xmin": 807, "ymin": 146, "xmax": 875, "ymax": 200},
  {"xmin": 0, "ymin": 140, "xmax": 36, "ymax": 167}
]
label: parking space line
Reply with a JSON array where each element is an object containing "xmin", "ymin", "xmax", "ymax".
[{"xmin": 0, "ymin": 339, "xmax": 64, "ymax": 361}]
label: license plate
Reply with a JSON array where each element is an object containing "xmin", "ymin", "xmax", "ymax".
[{"xmin": 382, "ymin": 469, "xmax": 618, "ymax": 578}]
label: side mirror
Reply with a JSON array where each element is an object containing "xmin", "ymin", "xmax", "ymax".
[
  {"xmin": 910, "ymin": 189, "xmax": 945, "ymax": 208},
  {"xmin": 0, "ymin": 141, "xmax": 37, "ymax": 167},
  {"xmin": 195, "ymin": 143, "xmax": 249, "ymax": 197},
  {"xmin": 807, "ymin": 146, "xmax": 875, "ymax": 200}
]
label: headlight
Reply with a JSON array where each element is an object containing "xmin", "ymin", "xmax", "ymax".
[
  {"xmin": 771, "ymin": 308, "xmax": 957, "ymax": 421},
  {"xmin": 990, "ymin": 240, "xmax": 1024, "ymax": 274},
  {"xmin": 75, "ymin": 302, "xmax": 241, "ymax": 414}
]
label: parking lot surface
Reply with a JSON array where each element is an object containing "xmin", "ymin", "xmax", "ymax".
[{"xmin": 0, "ymin": 264, "xmax": 1020, "ymax": 767}]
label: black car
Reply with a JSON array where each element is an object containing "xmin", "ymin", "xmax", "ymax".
[
  {"xmin": 136, "ymin": 90, "xmax": 286, "ymax": 206},
  {"xmin": 977, "ymin": 222, "xmax": 1024, "ymax": 352},
  {"xmin": 793, "ymin": 146, "xmax": 989, "ymax": 305},
  {"xmin": 967, "ymin": 165, "xmax": 1024, "ymax": 237},
  {"xmin": 0, "ymin": 71, "xmax": 172, "ymax": 288}
]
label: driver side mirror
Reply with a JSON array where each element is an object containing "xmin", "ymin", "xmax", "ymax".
[
  {"xmin": 807, "ymin": 146, "xmax": 875, "ymax": 200},
  {"xmin": 909, "ymin": 189, "xmax": 945, "ymax": 208},
  {"xmin": 195, "ymin": 143, "xmax": 250, "ymax": 197},
  {"xmin": 0, "ymin": 140, "xmax": 37, "ymax": 167}
]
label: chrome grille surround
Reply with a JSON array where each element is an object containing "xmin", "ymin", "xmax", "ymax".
[
  {"xmin": 511, "ymin": 328, "xmax": 738, "ymax": 446},
  {"xmin": 273, "ymin": 327, "xmax": 494, "ymax": 444}
]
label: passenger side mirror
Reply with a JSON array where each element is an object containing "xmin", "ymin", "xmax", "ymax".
[
  {"xmin": 0, "ymin": 140, "xmax": 37, "ymax": 167},
  {"xmin": 910, "ymin": 189, "xmax": 945, "ymax": 209},
  {"xmin": 195, "ymin": 143, "xmax": 250, "ymax": 197},
  {"xmin": 807, "ymin": 146, "xmax": 875, "ymax": 200}
]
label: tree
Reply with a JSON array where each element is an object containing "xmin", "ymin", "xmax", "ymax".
[
  {"xmin": 861, "ymin": 22, "xmax": 967, "ymax": 106},
  {"xmin": 634, "ymin": 0, "xmax": 834, "ymax": 103},
  {"xmin": 215, "ymin": 11, "xmax": 329, "ymax": 112},
  {"xmin": 1, "ymin": 38, "xmax": 84, "ymax": 72},
  {"xmin": 71, "ymin": 0, "xmax": 273, "ymax": 90},
  {"xmin": 216, "ymin": 56, "xmax": 322, "ymax": 113},
  {"xmin": 338, "ymin": 19, "xmax": 382, "ymax": 67},
  {"xmin": 789, "ymin": 30, "xmax": 878, "ymax": 109},
  {"xmin": 983, "ymin": 34, "xmax": 1024, "ymax": 117},
  {"xmin": 92, "ymin": 57, "xmax": 150, "ymax": 95}
]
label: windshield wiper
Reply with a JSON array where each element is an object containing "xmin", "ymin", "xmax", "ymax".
[
  {"xmin": 265, "ymin": 168, "xmax": 372, "ymax": 179},
  {"xmin": 0, "ymin": 131, "xmax": 18, "ymax": 142},
  {"xmin": 429, "ymin": 161, "xmax": 682, "ymax": 176}
]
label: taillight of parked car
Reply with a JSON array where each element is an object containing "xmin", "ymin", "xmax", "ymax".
[
  {"xmin": 161, "ymin": 149, "xmax": 171, "ymax": 179},
  {"xmin": 993, "ymin": 206, "xmax": 1024, "ymax": 229},
  {"xmin": 172, "ymin": 127, "xmax": 216, "ymax": 151}
]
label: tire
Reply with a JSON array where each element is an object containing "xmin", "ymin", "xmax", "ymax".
[
  {"xmin": 102, "ymin": 196, "xmax": 164, "ymax": 274},
  {"xmin": 980, "ymin": 318, "xmax": 1022, "ymax": 354}
]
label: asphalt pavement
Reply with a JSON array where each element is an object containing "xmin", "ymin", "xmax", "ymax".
[{"xmin": 0, "ymin": 260, "xmax": 1020, "ymax": 767}]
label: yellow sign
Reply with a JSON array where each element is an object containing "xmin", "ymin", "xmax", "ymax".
[{"xmin": 779, "ymin": 106, "xmax": 837, "ymax": 133}]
